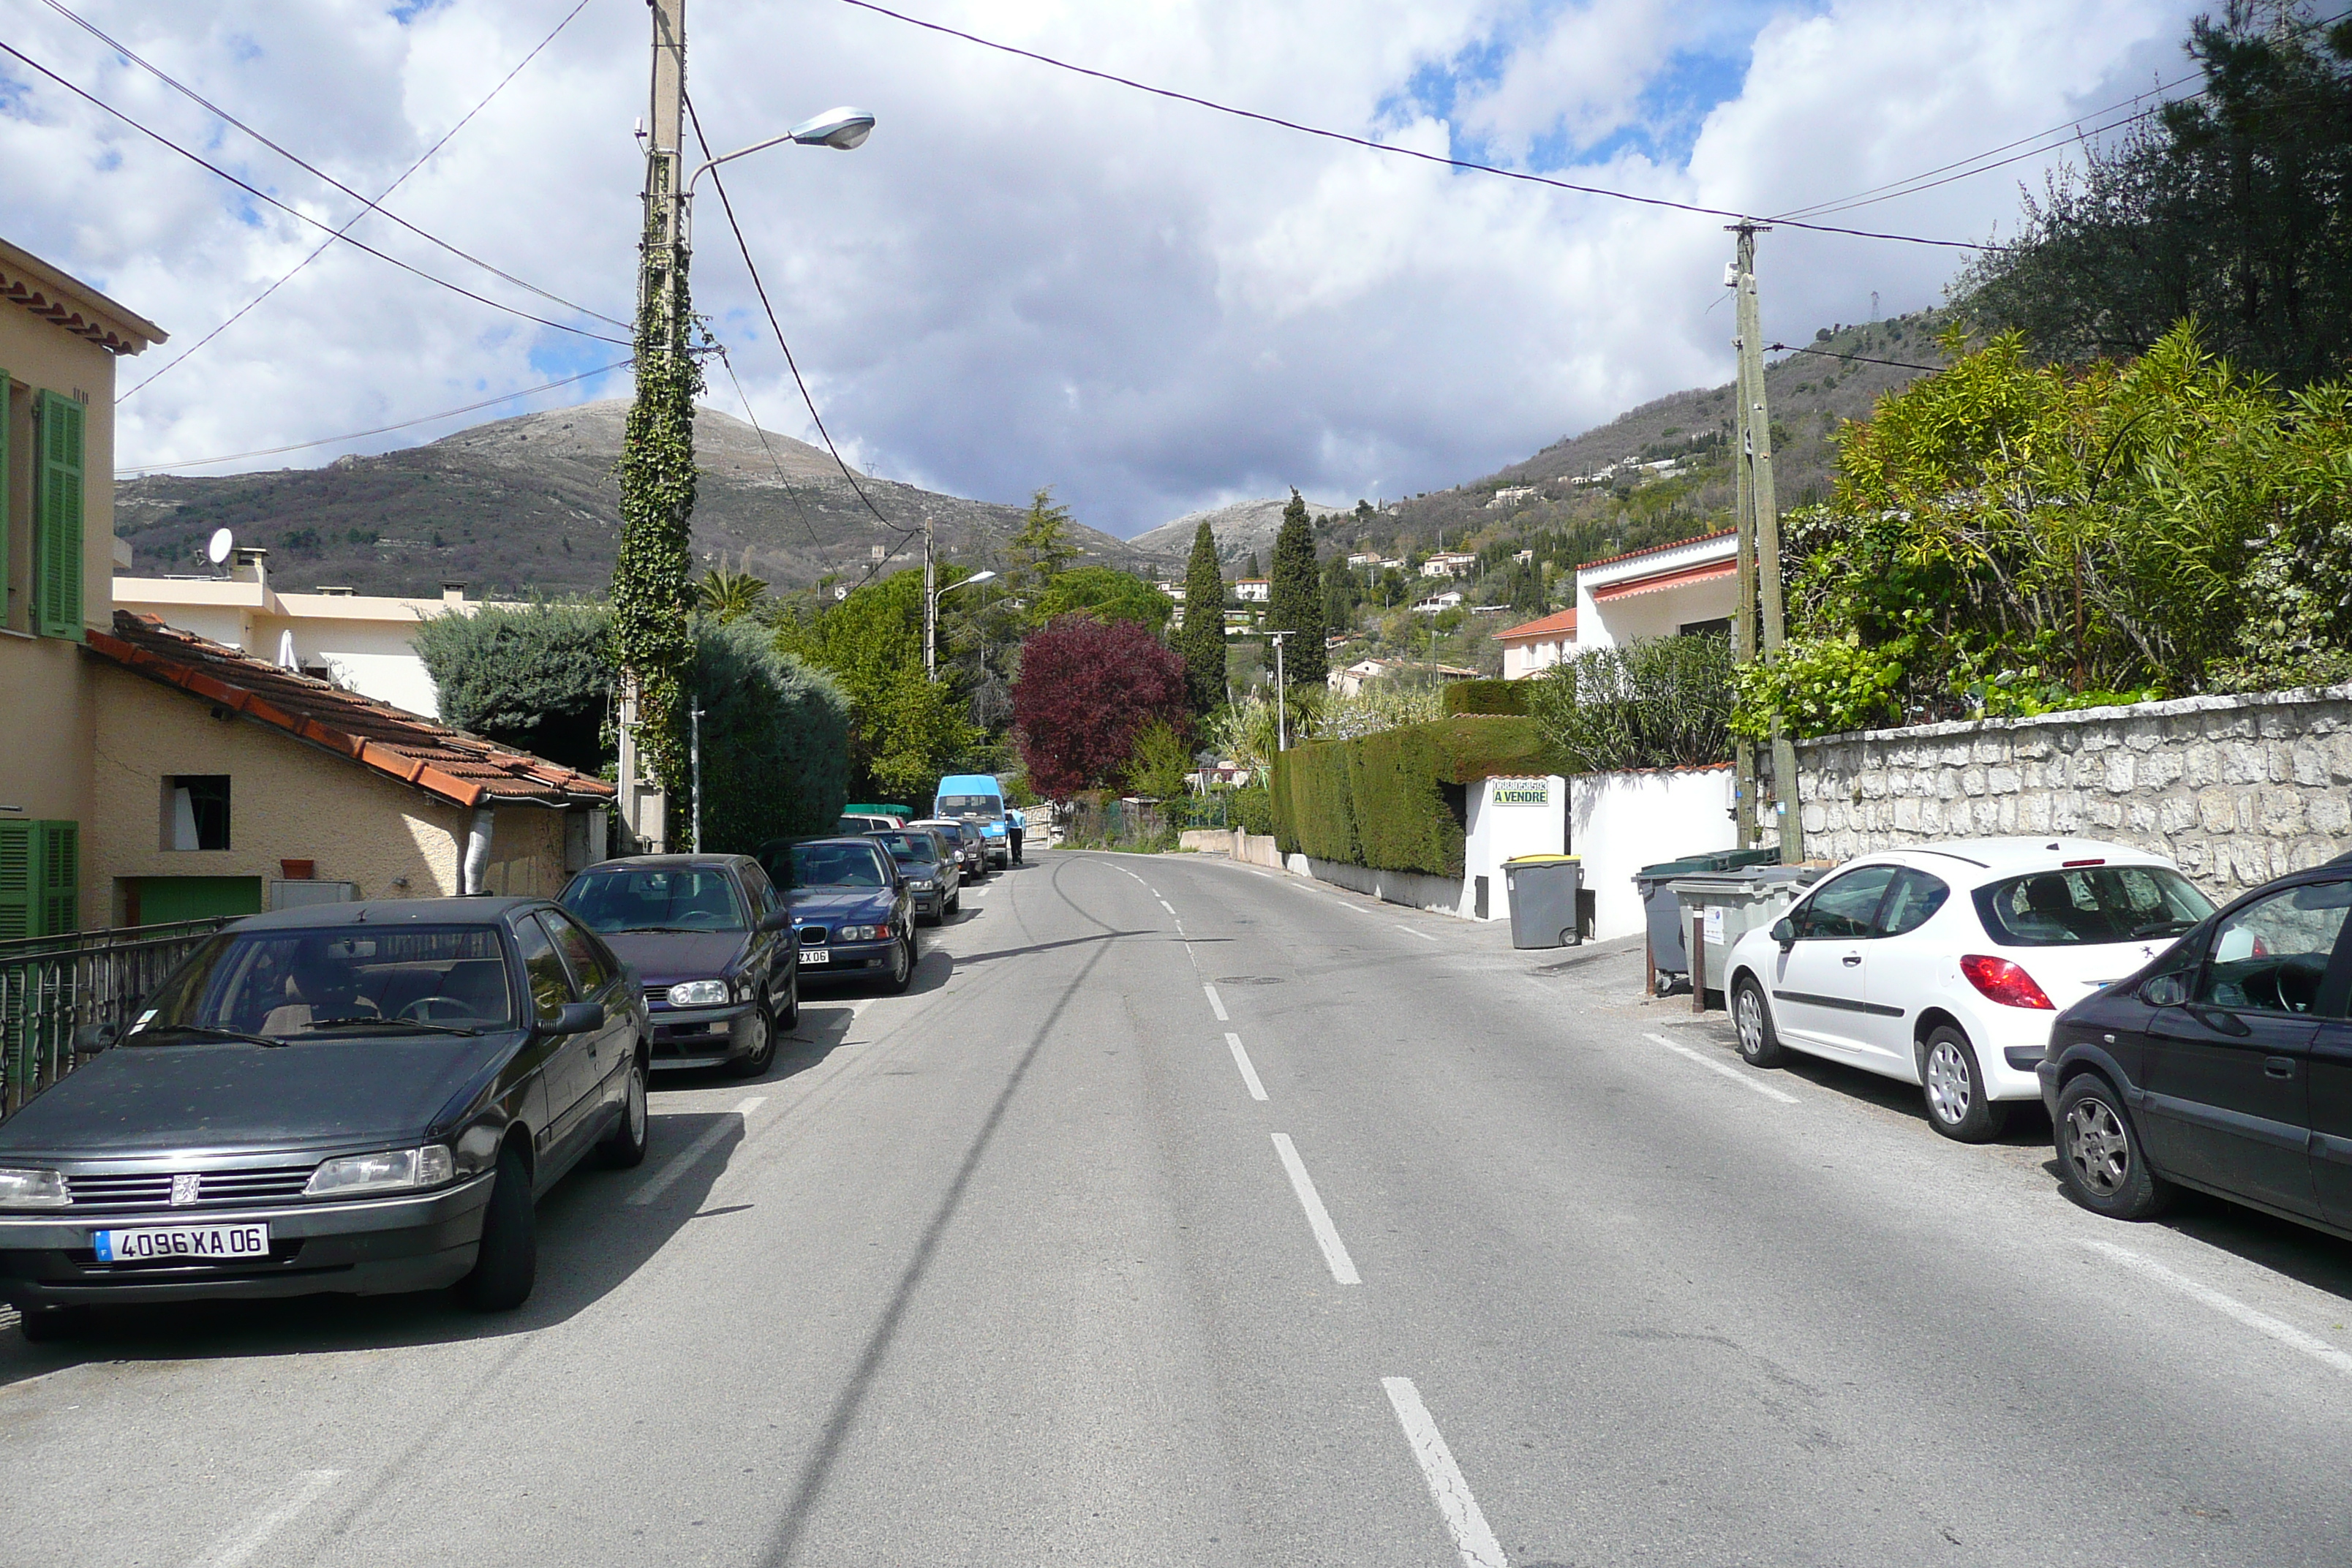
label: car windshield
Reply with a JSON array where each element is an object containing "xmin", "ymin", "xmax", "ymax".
[
  {"xmin": 872, "ymin": 832, "xmax": 939, "ymax": 863},
  {"xmin": 1973, "ymin": 864, "xmax": 2215, "ymax": 946},
  {"xmin": 789, "ymin": 843, "xmax": 890, "ymax": 889},
  {"xmin": 130, "ymin": 926, "xmax": 515, "ymax": 1041},
  {"xmin": 937, "ymin": 794, "xmax": 1000, "ymax": 817},
  {"xmin": 564, "ymin": 866, "xmax": 747, "ymax": 932}
]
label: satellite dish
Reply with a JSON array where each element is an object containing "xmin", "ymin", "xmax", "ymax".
[{"xmin": 206, "ymin": 528, "xmax": 234, "ymax": 566}]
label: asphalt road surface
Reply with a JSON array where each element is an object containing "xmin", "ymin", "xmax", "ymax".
[{"xmin": 8, "ymin": 848, "xmax": 2352, "ymax": 1567}]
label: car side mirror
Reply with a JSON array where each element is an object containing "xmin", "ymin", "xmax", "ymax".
[
  {"xmin": 547, "ymin": 1000, "xmax": 605, "ymax": 1035},
  {"xmin": 1771, "ymin": 917, "xmax": 1797, "ymax": 949},
  {"xmin": 2141, "ymin": 973, "xmax": 2190, "ymax": 1009},
  {"xmin": 759, "ymin": 908, "xmax": 793, "ymax": 932},
  {"xmin": 73, "ymin": 1022, "xmax": 118, "ymax": 1058}
]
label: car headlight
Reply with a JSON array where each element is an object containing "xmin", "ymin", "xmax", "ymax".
[
  {"xmin": 837, "ymin": 924, "xmax": 886, "ymax": 942},
  {"xmin": 304, "ymin": 1145, "xmax": 453, "ymax": 1198},
  {"xmin": 667, "ymin": 979, "xmax": 730, "ymax": 1007},
  {"xmin": 0, "ymin": 1168, "xmax": 68, "ymax": 1209}
]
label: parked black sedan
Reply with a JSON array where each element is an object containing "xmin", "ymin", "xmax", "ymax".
[
  {"xmin": 869, "ymin": 828, "xmax": 960, "ymax": 924},
  {"xmin": 759, "ymin": 837, "xmax": 918, "ymax": 992},
  {"xmin": 561, "ymin": 854, "xmax": 797, "ymax": 1076},
  {"xmin": 2040, "ymin": 857, "xmax": 2352, "ymax": 1234},
  {"xmin": 0, "ymin": 899, "xmax": 647, "ymax": 1337}
]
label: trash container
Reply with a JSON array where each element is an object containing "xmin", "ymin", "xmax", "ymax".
[
  {"xmin": 1504, "ymin": 855, "xmax": 1583, "ymax": 949},
  {"xmin": 1667, "ymin": 866, "xmax": 1823, "ymax": 1001},
  {"xmin": 1636, "ymin": 848, "xmax": 1787, "ymax": 985}
]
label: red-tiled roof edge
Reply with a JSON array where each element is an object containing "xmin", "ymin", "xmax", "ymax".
[
  {"xmin": 87, "ymin": 613, "xmax": 614, "ymax": 810},
  {"xmin": 1577, "ymin": 528, "xmax": 1736, "ymax": 575},
  {"xmin": 1497, "ymin": 607, "xmax": 1579, "ymax": 641}
]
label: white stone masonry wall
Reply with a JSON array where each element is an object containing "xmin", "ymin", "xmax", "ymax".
[{"xmin": 1795, "ymin": 686, "xmax": 2352, "ymax": 900}]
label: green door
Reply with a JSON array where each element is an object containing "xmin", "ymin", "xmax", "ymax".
[{"xmin": 134, "ymin": 877, "xmax": 263, "ymax": 924}]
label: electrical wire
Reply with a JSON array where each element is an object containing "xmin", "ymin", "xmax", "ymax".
[
  {"xmin": 710, "ymin": 342, "xmax": 831, "ymax": 556},
  {"xmin": 120, "ymin": 0, "xmax": 600, "ymax": 399},
  {"xmin": 834, "ymin": 0, "xmax": 1989, "ymax": 251},
  {"xmin": 1766, "ymin": 342, "xmax": 1946, "ymax": 374},
  {"xmin": 36, "ymin": 0, "xmax": 627, "ymax": 332},
  {"xmin": 113, "ymin": 359, "xmax": 630, "ymax": 475},
  {"xmin": 0, "ymin": 39, "xmax": 631, "ymax": 346}
]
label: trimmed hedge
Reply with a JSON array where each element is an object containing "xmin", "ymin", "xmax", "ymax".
[
  {"xmin": 1271, "ymin": 716, "xmax": 1565, "ymax": 880},
  {"xmin": 1442, "ymin": 679, "xmax": 1529, "ymax": 717}
]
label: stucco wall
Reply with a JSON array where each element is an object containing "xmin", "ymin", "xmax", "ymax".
[
  {"xmin": 1569, "ymin": 765, "xmax": 1737, "ymax": 941},
  {"xmin": 1463, "ymin": 775, "xmax": 1568, "ymax": 921},
  {"xmin": 1795, "ymin": 686, "xmax": 2352, "ymax": 902},
  {"xmin": 483, "ymin": 805, "xmax": 569, "ymax": 898},
  {"xmin": 88, "ymin": 663, "xmax": 468, "ymax": 924}
]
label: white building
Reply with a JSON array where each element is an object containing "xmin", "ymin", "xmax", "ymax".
[
  {"xmin": 1346, "ymin": 552, "xmax": 1382, "ymax": 568},
  {"xmin": 1571, "ymin": 530, "xmax": 1736, "ymax": 650},
  {"xmin": 111, "ymin": 555, "xmax": 519, "ymax": 717},
  {"xmin": 1411, "ymin": 589, "xmax": 1466, "ymax": 615},
  {"xmin": 1421, "ymin": 551, "xmax": 1477, "ymax": 578},
  {"xmin": 1496, "ymin": 607, "xmax": 1578, "ymax": 680},
  {"xmin": 1232, "ymin": 577, "xmax": 1270, "ymax": 603},
  {"xmin": 1487, "ymin": 486, "xmax": 1538, "ymax": 510}
]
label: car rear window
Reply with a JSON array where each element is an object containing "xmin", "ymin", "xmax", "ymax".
[{"xmin": 1972, "ymin": 865, "xmax": 2214, "ymax": 947}]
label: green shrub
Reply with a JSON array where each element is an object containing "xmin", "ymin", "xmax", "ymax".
[
  {"xmin": 1271, "ymin": 716, "xmax": 1564, "ymax": 878},
  {"xmin": 1730, "ymin": 632, "xmax": 1907, "ymax": 739},
  {"xmin": 1528, "ymin": 635, "xmax": 1732, "ymax": 771},
  {"xmin": 1229, "ymin": 785, "xmax": 1275, "ymax": 837},
  {"xmin": 1442, "ymin": 679, "xmax": 1528, "ymax": 717}
]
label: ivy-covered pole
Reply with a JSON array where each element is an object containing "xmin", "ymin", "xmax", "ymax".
[{"xmin": 614, "ymin": 0, "xmax": 698, "ymax": 851}]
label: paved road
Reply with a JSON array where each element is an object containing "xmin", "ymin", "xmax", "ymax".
[{"xmin": 7, "ymin": 848, "xmax": 2352, "ymax": 1566}]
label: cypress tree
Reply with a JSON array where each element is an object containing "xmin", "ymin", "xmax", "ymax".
[
  {"xmin": 1177, "ymin": 519, "xmax": 1227, "ymax": 715},
  {"xmin": 1267, "ymin": 488, "xmax": 1327, "ymax": 689}
]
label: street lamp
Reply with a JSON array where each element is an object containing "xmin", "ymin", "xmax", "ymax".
[
  {"xmin": 928, "ymin": 570, "xmax": 995, "ymax": 678},
  {"xmin": 679, "ymin": 107, "xmax": 878, "ymax": 246}
]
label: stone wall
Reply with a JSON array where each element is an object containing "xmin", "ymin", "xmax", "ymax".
[{"xmin": 1794, "ymin": 685, "xmax": 2352, "ymax": 899}]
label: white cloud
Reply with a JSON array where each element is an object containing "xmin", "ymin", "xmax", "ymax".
[{"xmin": 2, "ymin": 0, "xmax": 2203, "ymax": 537}]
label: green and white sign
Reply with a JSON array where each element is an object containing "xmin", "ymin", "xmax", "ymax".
[{"xmin": 1491, "ymin": 777, "xmax": 1551, "ymax": 807}]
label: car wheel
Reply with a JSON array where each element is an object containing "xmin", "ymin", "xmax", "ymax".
[
  {"xmin": 729, "ymin": 1004, "xmax": 777, "ymax": 1078},
  {"xmin": 461, "ymin": 1142, "xmax": 538, "ymax": 1312},
  {"xmin": 1732, "ymin": 976, "xmax": 1786, "ymax": 1068},
  {"xmin": 2055, "ymin": 1072, "xmax": 2173, "ymax": 1221},
  {"xmin": 598, "ymin": 1055, "xmax": 650, "ymax": 1169},
  {"xmin": 776, "ymin": 972, "xmax": 799, "ymax": 1033},
  {"xmin": 17, "ymin": 1305, "xmax": 87, "ymax": 1343},
  {"xmin": 886, "ymin": 932, "xmax": 914, "ymax": 993},
  {"xmin": 1921, "ymin": 1025, "xmax": 2010, "ymax": 1143}
]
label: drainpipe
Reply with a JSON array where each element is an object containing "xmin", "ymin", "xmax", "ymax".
[{"xmin": 461, "ymin": 807, "xmax": 497, "ymax": 894}]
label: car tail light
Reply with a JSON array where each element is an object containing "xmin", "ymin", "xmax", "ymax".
[{"xmin": 1961, "ymin": 954, "xmax": 2056, "ymax": 1010}]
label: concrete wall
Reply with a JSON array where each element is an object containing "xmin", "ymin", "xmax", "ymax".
[
  {"xmin": 1570, "ymin": 765, "xmax": 1737, "ymax": 941},
  {"xmin": 1795, "ymin": 687, "xmax": 2352, "ymax": 902},
  {"xmin": 1289, "ymin": 853, "xmax": 1462, "ymax": 914},
  {"xmin": 1462, "ymin": 774, "xmax": 1567, "ymax": 921}
]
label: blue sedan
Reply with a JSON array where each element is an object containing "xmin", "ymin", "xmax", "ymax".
[{"xmin": 761, "ymin": 837, "xmax": 918, "ymax": 993}]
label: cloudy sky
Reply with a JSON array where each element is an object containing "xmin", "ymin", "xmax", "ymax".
[{"xmin": 4, "ymin": 0, "xmax": 2201, "ymax": 536}]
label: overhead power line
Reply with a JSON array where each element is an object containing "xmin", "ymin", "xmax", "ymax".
[
  {"xmin": 1766, "ymin": 342, "xmax": 1946, "ymax": 374},
  {"xmin": 834, "ymin": 0, "xmax": 1988, "ymax": 251},
  {"xmin": 37, "ymin": 0, "xmax": 627, "ymax": 333},
  {"xmin": 710, "ymin": 343, "xmax": 832, "ymax": 557},
  {"xmin": 114, "ymin": 359, "xmax": 630, "ymax": 475},
  {"xmin": 0, "ymin": 39, "xmax": 631, "ymax": 346},
  {"xmin": 119, "ymin": 0, "xmax": 599, "ymax": 399}
]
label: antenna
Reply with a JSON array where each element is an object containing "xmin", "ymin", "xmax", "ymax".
[{"xmin": 206, "ymin": 528, "xmax": 234, "ymax": 568}]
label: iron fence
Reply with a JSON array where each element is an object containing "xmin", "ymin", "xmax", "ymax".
[{"xmin": 0, "ymin": 918, "xmax": 232, "ymax": 1115}]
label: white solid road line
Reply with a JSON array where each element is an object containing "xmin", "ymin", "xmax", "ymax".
[
  {"xmin": 1395, "ymin": 924, "xmax": 1439, "ymax": 941},
  {"xmin": 200, "ymin": 1469, "xmax": 343, "ymax": 1568},
  {"xmin": 1204, "ymin": 984, "xmax": 1229, "ymax": 1022},
  {"xmin": 1158, "ymin": 898, "xmax": 1176, "ymax": 915},
  {"xmin": 1225, "ymin": 1032, "xmax": 1268, "ymax": 1101},
  {"xmin": 2081, "ymin": 1239, "xmax": 2352, "ymax": 1377},
  {"xmin": 1271, "ymin": 1132, "xmax": 1361, "ymax": 1285},
  {"xmin": 1382, "ymin": 1377, "xmax": 1509, "ymax": 1568},
  {"xmin": 627, "ymin": 1095, "xmax": 767, "ymax": 1206},
  {"xmin": 1642, "ymin": 1032, "xmax": 1800, "ymax": 1104}
]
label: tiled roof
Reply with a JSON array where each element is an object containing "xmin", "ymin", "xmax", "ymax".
[
  {"xmin": 1498, "ymin": 608, "xmax": 1578, "ymax": 641},
  {"xmin": 0, "ymin": 236, "xmax": 167, "ymax": 355},
  {"xmin": 88, "ymin": 612, "xmax": 614, "ymax": 810},
  {"xmin": 1577, "ymin": 528, "xmax": 1736, "ymax": 574}
]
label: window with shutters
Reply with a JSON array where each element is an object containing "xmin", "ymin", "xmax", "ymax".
[
  {"xmin": 31, "ymin": 390, "xmax": 84, "ymax": 641},
  {"xmin": 0, "ymin": 820, "xmax": 80, "ymax": 939}
]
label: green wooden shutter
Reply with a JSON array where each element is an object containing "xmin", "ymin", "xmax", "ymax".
[
  {"xmin": 0, "ymin": 821, "xmax": 32, "ymax": 942},
  {"xmin": 38, "ymin": 821, "xmax": 77, "ymax": 937},
  {"xmin": 33, "ymin": 391, "xmax": 84, "ymax": 641}
]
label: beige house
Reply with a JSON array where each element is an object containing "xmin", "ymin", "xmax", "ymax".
[
  {"xmin": 0, "ymin": 237, "xmax": 165, "ymax": 938},
  {"xmin": 86, "ymin": 613, "xmax": 613, "ymax": 924},
  {"xmin": 1497, "ymin": 607, "xmax": 1578, "ymax": 680}
]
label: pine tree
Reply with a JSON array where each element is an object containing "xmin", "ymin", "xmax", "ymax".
[
  {"xmin": 1267, "ymin": 488, "xmax": 1327, "ymax": 689},
  {"xmin": 1177, "ymin": 519, "xmax": 1227, "ymax": 715},
  {"xmin": 1010, "ymin": 487, "xmax": 1079, "ymax": 592}
]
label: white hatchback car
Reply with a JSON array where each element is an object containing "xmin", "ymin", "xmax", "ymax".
[{"xmin": 1724, "ymin": 837, "xmax": 2215, "ymax": 1142}]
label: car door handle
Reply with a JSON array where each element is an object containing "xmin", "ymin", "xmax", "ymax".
[
  {"xmin": 1842, "ymin": 954, "xmax": 1863, "ymax": 967},
  {"xmin": 2266, "ymin": 1056, "xmax": 2297, "ymax": 1079}
]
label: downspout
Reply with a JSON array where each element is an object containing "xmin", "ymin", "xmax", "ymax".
[{"xmin": 461, "ymin": 807, "xmax": 497, "ymax": 894}]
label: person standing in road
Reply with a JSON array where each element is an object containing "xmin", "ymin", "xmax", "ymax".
[{"xmin": 1009, "ymin": 808, "xmax": 1025, "ymax": 864}]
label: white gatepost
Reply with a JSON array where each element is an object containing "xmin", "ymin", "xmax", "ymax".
[{"xmin": 1460, "ymin": 774, "xmax": 1567, "ymax": 921}]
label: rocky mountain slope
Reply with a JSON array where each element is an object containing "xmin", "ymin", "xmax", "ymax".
[
  {"xmin": 1123, "ymin": 494, "xmax": 1352, "ymax": 572},
  {"xmin": 116, "ymin": 399, "xmax": 1157, "ymax": 598}
]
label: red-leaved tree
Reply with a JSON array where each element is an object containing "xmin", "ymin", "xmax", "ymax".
[{"xmin": 1011, "ymin": 616, "xmax": 1189, "ymax": 797}]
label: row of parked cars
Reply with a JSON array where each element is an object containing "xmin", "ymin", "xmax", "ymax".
[
  {"xmin": 0, "ymin": 813, "xmax": 1015, "ymax": 1338},
  {"xmin": 1719, "ymin": 834, "xmax": 2352, "ymax": 1237}
]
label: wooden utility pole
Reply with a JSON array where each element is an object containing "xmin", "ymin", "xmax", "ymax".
[
  {"xmin": 1729, "ymin": 262, "xmax": 1758, "ymax": 849},
  {"xmin": 1731, "ymin": 224, "xmax": 1801, "ymax": 862},
  {"xmin": 616, "ymin": 0, "xmax": 690, "ymax": 853},
  {"xmin": 923, "ymin": 515, "xmax": 938, "ymax": 678}
]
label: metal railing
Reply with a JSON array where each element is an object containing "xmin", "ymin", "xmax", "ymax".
[{"xmin": 0, "ymin": 918, "xmax": 232, "ymax": 1115}]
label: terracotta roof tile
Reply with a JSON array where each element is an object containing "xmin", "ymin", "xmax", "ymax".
[
  {"xmin": 87, "ymin": 612, "xmax": 614, "ymax": 810},
  {"xmin": 1497, "ymin": 607, "xmax": 1579, "ymax": 641}
]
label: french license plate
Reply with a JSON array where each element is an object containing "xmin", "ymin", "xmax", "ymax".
[
  {"xmin": 92, "ymin": 1223, "xmax": 269, "ymax": 1264},
  {"xmin": 801, "ymin": 948, "xmax": 830, "ymax": 965}
]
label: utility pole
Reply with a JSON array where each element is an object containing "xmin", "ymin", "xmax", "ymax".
[
  {"xmin": 616, "ymin": 0, "xmax": 690, "ymax": 853},
  {"xmin": 690, "ymin": 701, "xmax": 704, "ymax": 853},
  {"xmin": 1731, "ymin": 224, "xmax": 1801, "ymax": 863},
  {"xmin": 1730, "ymin": 260, "xmax": 1758, "ymax": 849},
  {"xmin": 923, "ymin": 515, "xmax": 937, "ymax": 679},
  {"xmin": 1269, "ymin": 631, "xmax": 1289, "ymax": 752}
]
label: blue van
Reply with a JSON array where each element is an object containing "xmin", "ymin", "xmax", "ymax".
[{"xmin": 933, "ymin": 774, "xmax": 1012, "ymax": 869}]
